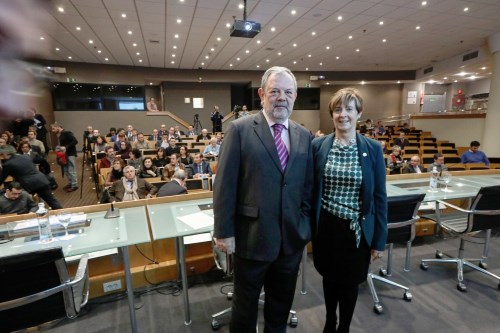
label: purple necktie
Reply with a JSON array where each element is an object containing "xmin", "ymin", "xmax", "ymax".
[{"xmin": 272, "ymin": 124, "xmax": 288, "ymax": 171}]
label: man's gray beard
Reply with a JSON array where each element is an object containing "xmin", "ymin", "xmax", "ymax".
[{"xmin": 264, "ymin": 106, "xmax": 293, "ymax": 122}]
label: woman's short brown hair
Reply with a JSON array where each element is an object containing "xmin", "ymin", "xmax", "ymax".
[{"xmin": 328, "ymin": 88, "xmax": 363, "ymax": 117}]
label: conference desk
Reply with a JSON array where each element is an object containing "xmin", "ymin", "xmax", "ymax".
[
  {"xmin": 0, "ymin": 206, "xmax": 150, "ymax": 333},
  {"xmin": 147, "ymin": 195, "xmax": 214, "ymax": 325}
]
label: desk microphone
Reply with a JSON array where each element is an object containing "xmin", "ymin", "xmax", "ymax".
[{"xmin": 104, "ymin": 203, "xmax": 120, "ymax": 219}]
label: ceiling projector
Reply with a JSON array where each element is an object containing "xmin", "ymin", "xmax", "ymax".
[{"xmin": 230, "ymin": 20, "xmax": 261, "ymax": 38}]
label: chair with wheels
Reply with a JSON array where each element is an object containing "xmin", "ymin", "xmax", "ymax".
[
  {"xmin": 0, "ymin": 247, "xmax": 90, "ymax": 333},
  {"xmin": 420, "ymin": 185, "xmax": 500, "ymax": 292},
  {"xmin": 367, "ymin": 193, "xmax": 426, "ymax": 314}
]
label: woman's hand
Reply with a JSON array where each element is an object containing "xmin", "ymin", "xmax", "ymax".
[{"xmin": 371, "ymin": 249, "xmax": 383, "ymax": 263}]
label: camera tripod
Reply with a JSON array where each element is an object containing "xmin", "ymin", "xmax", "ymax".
[{"xmin": 194, "ymin": 115, "xmax": 203, "ymax": 134}]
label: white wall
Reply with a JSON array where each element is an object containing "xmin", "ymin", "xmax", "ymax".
[{"xmin": 412, "ymin": 118, "xmax": 485, "ymax": 147}]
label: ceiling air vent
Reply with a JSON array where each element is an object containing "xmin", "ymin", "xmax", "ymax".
[
  {"xmin": 149, "ymin": 40, "xmax": 160, "ymax": 44},
  {"xmin": 423, "ymin": 66, "xmax": 433, "ymax": 74},
  {"xmin": 463, "ymin": 50, "xmax": 478, "ymax": 62}
]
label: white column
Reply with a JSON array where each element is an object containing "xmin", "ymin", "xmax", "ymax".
[{"xmin": 482, "ymin": 33, "xmax": 500, "ymax": 157}]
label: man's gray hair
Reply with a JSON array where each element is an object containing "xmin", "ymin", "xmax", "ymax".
[
  {"xmin": 173, "ymin": 169, "xmax": 187, "ymax": 181},
  {"xmin": 123, "ymin": 165, "xmax": 136, "ymax": 173},
  {"xmin": 260, "ymin": 66, "xmax": 297, "ymax": 91}
]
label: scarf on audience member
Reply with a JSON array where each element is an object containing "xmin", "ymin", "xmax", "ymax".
[{"xmin": 122, "ymin": 177, "xmax": 139, "ymax": 201}]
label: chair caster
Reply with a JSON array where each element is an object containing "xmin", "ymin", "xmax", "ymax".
[
  {"xmin": 478, "ymin": 261, "xmax": 488, "ymax": 270},
  {"xmin": 435, "ymin": 251, "xmax": 443, "ymax": 259},
  {"xmin": 289, "ymin": 310, "xmax": 298, "ymax": 328},
  {"xmin": 379, "ymin": 268, "xmax": 388, "ymax": 277},
  {"xmin": 457, "ymin": 282, "xmax": 467, "ymax": 292},
  {"xmin": 403, "ymin": 291, "xmax": 412, "ymax": 301},
  {"xmin": 211, "ymin": 319, "xmax": 221, "ymax": 331},
  {"xmin": 373, "ymin": 303, "xmax": 383, "ymax": 314},
  {"xmin": 420, "ymin": 262, "xmax": 429, "ymax": 270},
  {"xmin": 227, "ymin": 290, "xmax": 233, "ymax": 300}
]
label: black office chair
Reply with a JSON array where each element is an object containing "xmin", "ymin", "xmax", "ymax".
[
  {"xmin": 420, "ymin": 185, "xmax": 500, "ymax": 291},
  {"xmin": 0, "ymin": 247, "xmax": 89, "ymax": 332},
  {"xmin": 367, "ymin": 193, "xmax": 426, "ymax": 314}
]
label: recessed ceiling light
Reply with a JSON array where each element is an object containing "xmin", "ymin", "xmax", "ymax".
[
  {"xmin": 256, "ymin": 40, "xmax": 261, "ymax": 44},
  {"xmin": 205, "ymin": 55, "xmax": 209, "ymax": 59},
  {"xmin": 76, "ymin": 27, "xmax": 81, "ymax": 31},
  {"xmin": 382, "ymin": 39, "xmax": 387, "ymax": 43},
  {"xmin": 421, "ymin": 1, "xmax": 427, "ymax": 6},
  {"xmin": 180, "ymin": 0, "xmax": 184, "ymax": 2},
  {"xmin": 128, "ymin": 31, "xmax": 132, "ymax": 35},
  {"xmin": 177, "ymin": 18, "xmax": 182, "ymax": 23},
  {"xmin": 336, "ymin": 56, "xmax": 340, "ymax": 59},
  {"xmin": 308, "ymin": 54, "xmax": 312, "ymax": 57},
  {"xmin": 229, "ymin": 64, "xmax": 233, "ymax": 67},
  {"xmin": 416, "ymin": 26, "xmax": 420, "ymax": 30},
  {"xmin": 443, "ymin": 77, "xmax": 448, "ymax": 79},
  {"xmin": 238, "ymin": 4, "xmax": 244, "ymax": 9},
  {"xmin": 173, "ymin": 45, "xmax": 177, "ymax": 49},
  {"xmin": 312, "ymin": 31, "xmax": 316, "ymax": 36},
  {"xmin": 201, "ymin": 62, "xmax": 205, "ymax": 66},
  {"xmin": 348, "ymin": 35, "xmax": 353, "ymax": 39},
  {"xmin": 217, "ymin": 37, "xmax": 221, "ymax": 41},
  {"xmin": 271, "ymin": 27, "xmax": 276, "ymax": 32},
  {"xmin": 379, "ymin": 21, "xmax": 384, "ymax": 25},
  {"xmin": 454, "ymin": 80, "xmax": 458, "ymax": 82},
  {"xmin": 105, "ymin": 58, "xmax": 109, "ymax": 61},
  {"xmin": 210, "ymin": 48, "xmax": 215, "ymax": 51},
  {"xmin": 464, "ymin": 7, "xmax": 469, "ymax": 12},
  {"xmin": 97, "ymin": 50, "xmax": 102, "ymax": 53},
  {"xmin": 237, "ymin": 57, "xmax": 240, "ymax": 61},
  {"xmin": 68, "ymin": 56, "xmax": 72, "ymax": 59},
  {"xmin": 58, "ymin": 7, "xmax": 64, "ymax": 13},
  {"xmin": 172, "ymin": 54, "xmax": 176, "ymax": 57},
  {"xmin": 305, "ymin": 68, "xmax": 309, "ymax": 71},
  {"xmin": 266, "ymin": 59, "xmax": 270, "ymax": 62},
  {"xmin": 337, "ymin": 15, "xmax": 342, "ymax": 21},
  {"xmin": 136, "ymin": 52, "xmax": 140, "ymax": 55},
  {"xmin": 174, "ymin": 34, "xmax": 179, "ymax": 38},
  {"xmin": 356, "ymin": 49, "xmax": 360, "ymax": 52},
  {"xmin": 293, "ymin": 43, "xmax": 297, "ymax": 47},
  {"xmin": 397, "ymin": 81, "xmax": 401, "ymax": 84},
  {"xmin": 458, "ymin": 72, "xmax": 467, "ymax": 76},
  {"xmin": 469, "ymin": 75, "xmax": 476, "ymax": 80},
  {"xmin": 226, "ymin": 23, "xmax": 231, "ymax": 28},
  {"xmin": 133, "ymin": 43, "xmax": 137, "ymax": 47},
  {"xmin": 277, "ymin": 52, "xmax": 281, "ymax": 56},
  {"xmin": 139, "ymin": 59, "xmax": 143, "ymax": 62},
  {"xmin": 55, "ymin": 47, "xmax": 60, "ymax": 51},
  {"xmin": 361, "ymin": 81, "xmax": 365, "ymax": 85},
  {"xmin": 40, "ymin": 37, "xmax": 45, "ymax": 40},
  {"xmin": 256, "ymin": 65, "xmax": 260, "ymax": 68},
  {"xmin": 319, "ymin": 62, "xmax": 323, "ymax": 66},
  {"xmin": 481, "ymin": 66, "xmax": 486, "ymax": 70},
  {"xmin": 291, "ymin": 10, "xmax": 296, "ymax": 15},
  {"xmin": 326, "ymin": 46, "xmax": 331, "ymax": 50},
  {"xmin": 171, "ymin": 60, "xmax": 175, "ymax": 64},
  {"xmin": 149, "ymin": 82, "xmax": 153, "ymax": 85},
  {"xmin": 121, "ymin": 13, "xmax": 127, "ymax": 18},
  {"xmin": 245, "ymin": 49, "xmax": 250, "ymax": 54},
  {"xmin": 89, "ymin": 40, "xmax": 93, "ymax": 44},
  {"xmin": 293, "ymin": 61, "xmax": 297, "ymax": 64}
]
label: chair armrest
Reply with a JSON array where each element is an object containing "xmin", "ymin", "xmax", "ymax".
[
  {"xmin": 437, "ymin": 200, "xmax": 500, "ymax": 215},
  {"xmin": 68, "ymin": 254, "xmax": 90, "ymax": 312},
  {"xmin": 0, "ymin": 284, "xmax": 66, "ymax": 311}
]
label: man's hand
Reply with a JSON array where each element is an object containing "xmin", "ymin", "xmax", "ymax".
[{"xmin": 216, "ymin": 237, "xmax": 235, "ymax": 255}]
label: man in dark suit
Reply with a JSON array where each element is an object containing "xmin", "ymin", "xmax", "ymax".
[
  {"xmin": 51, "ymin": 122, "xmax": 79, "ymax": 192},
  {"xmin": 402, "ymin": 155, "xmax": 425, "ymax": 174},
  {"xmin": 187, "ymin": 153, "xmax": 212, "ymax": 179},
  {"xmin": 157, "ymin": 169, "xmax": 188, "ymax": 197},
  {"xmin": 196, "ymin": 128, "xmax": 211, "ymax": 142},
  {"xmin": 164, "ymin": 138, "xmax": 180, "ymax": 157},
  {"xmin": 214, "ymin": 66, "xmax": 313, "ymax": 332},
  {"xmin": 108, "ymin": 166, "xmax": 157, "ymax": 202},
  {"xmin": 393, "ymin": 132, "xmax": 408, "ymax": 150}
]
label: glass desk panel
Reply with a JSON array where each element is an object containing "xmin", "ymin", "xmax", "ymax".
[
  {"xmin": 0, "ymin": 206, "xmax": 150, "ymax": 257},
  {"xmin": 454, "ymin": 175, "xmax": 500, "ymax": 188},
  {"xmin": 148, "ymin": 198, "xmax": 214, "ymax": 240},
  {"xmin": 386, "ymin": 177, "xmax": 481, "ymax": 201}
]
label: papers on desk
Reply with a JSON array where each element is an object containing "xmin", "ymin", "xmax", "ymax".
[
  {"xmin": 183, "ymin": 233, "xmax": 212, "ymax": 245},
  {"xmin": 177, "ymin": 211, "xmax": 214, "ymax": 230},
  {"xmin": 12, "ymin": 213, "xmax": 88, "ymax": 231},
  {"xmin": 419, "ymin": 202, "xmax": 446, "ymax": 211}
]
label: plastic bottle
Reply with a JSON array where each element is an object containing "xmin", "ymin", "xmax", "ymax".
[
  {"xmin": 429, "ymin": 166, "xmax": 439, "ymax": 192},
  {"xmin": 36, "ymin": 203, "xmax": 53, "ymax": 243}
]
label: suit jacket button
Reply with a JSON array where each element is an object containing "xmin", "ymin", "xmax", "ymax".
[{"xmin": 362, "ymin": 217, "xmax": 366, "ymax": 220}]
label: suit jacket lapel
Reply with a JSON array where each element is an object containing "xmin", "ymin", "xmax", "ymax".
[
  {"xmin": 253, "ymin": 111, "xmax": 283, "ymax": 173},
  {"xmin": 356, "ymin": 133, "xmax": 371, "ymax": 213},
  {"xmin": 285, "ymin": 121, "xmax": 299, "ymax": 176}
]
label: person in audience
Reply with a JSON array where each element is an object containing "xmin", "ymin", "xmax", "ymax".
[
  {"xmin": 0, "ymin": 145, "xmax": 62, "ymax": 209},
  {"xmin": 165, "ymin": 138, "xmax": 180, "ymax": 157},
  {"xmin": 126, "ymin": 124, "xmax": 134, "ymax": 140},
  {"xmin": 129, "ymin": 129, "xmax": 139, "ymax": 142},
  {"xmin": 159, "ymin": 134, "xmax": 170, "ymax": 149},
  {"xmin": 402, "ymin": 155, "xmax": 425, "ymax": 174},
  {"xmin": 376, "ymin": 121, "xmax": 385, "ymax": 136},
  {"xmin": 213, "ymin": 66, "xmax": 314, "ymax": 332},
  {"xmin": 240, "ymin": 104, "xmax": 250, "ymax": 117},
  {"xmin": 215, "ymin": 132, "xmax": 223, "ymax": 145},
  {"xmin": 401, "ymin": 122, "xmax": 411, "ymax": 134},
  {"xmin": 99, "ymin": 146, "xmax": 116, "ymax": 170},
  {"xmin": 186, "ymin": 125, "xmax": 197, "ymax": 136},
  {"xmin": 174, "ymin": 125, "xmax": 185, "ymax": 136},
  {"xmin": 387, "ymin": 145, "xmax": 404, "ymax": 174},
  {"xmin": 153, "ymin": 147, "xmax": 169, "ymax": 168},
  {"xmin": 380, "ymin": 140, "xmax": 387, "ymax": 154},
  {"xmin": 29, "ymin": 108, "xmax": 48, "ymax": 153},
  {"xmin": 19, "ymin": 142, "xmax": 51, "ymax": 175},
  {"xmin": 149, "ymin": 129, "xmax": 160, "ymax": 144},
  {"xmin": 127, "ymin": 148, "xmax": 142, "ymax": 170},
  {"xmin": 162, "ymin": 153, "xmax": 185, "ymax": 181},
  {"xmin": 134, "ymin": 132, "xmax": 150, "ymax": 149},
  {"xmin": 27, "ymin": 130, "xmax": 45, "ymax": 155},
  {"xmin": 2, "ymin": 132, "xmax": 17, "ymax": 148},
  {"xmin": 315, "ymin": 130, "xmax": 325, "ymax": 138},
  {"xmin": 188, "ymin": 153, "xmax": 212, "ymax": 179},
  {"xmin": 51, "ymin": 122, "xmax": 79, "ymax": 192},
  {"xmin": 117, "ymin": 141, "xmax": 132, "ymax": 160},
  {"xmin": 211, "ymin": 105, "xmax": 224, "ymax": 133},
  {"xmin": 114, "ymin": 133, "xmax": 127, "ymax": 151},
  {"xmin": 461, "ymin": 141, "xmax": 490, "ymax": 166},
  {"xmin": 106, "ymin": 127, "xmax": 117, "ymax": 141},
  {"xmin": 158, "ymin": 124, "xmax": 168, "ymax": 137},
  {"xmin": 139, "ymin": 157, "xmax": 159, "ymax": 178},
  {"xmin": 167, "ymin": 126, "xmax": 182, "ymax": 142},
  {"xmin": 11, "ymin": 112, "xmax": 35, "ymax": 142},
  {"xmin": 147, "ymin": 97, "xmax": 159, "ymax": 112},
  {"xmin": 203, "ymin": 137, "xmax": 220, "ymax": 159},
  {"xmin": 108, "ymin": 166, "xmax": 157, "ymax": 202},
  {"xmin": 93, "ymin": 135, "xmax": 107, "ymax": 153},
  {"xmin": 312, "ymin": 87, "xmax": 387, "ymax": 333},
  {"xmin": 18, "ymin": 136, "xmax": 41, "ymax": 155},
  {"xmin": 392, "ymin": 132, "xmax": 408, "ymax": 151},
  {"xmin": 179, "ymin": 146, "xmax": 193, "ymax": 165},
  {"xmin": 196, "ymin": 128, "xmax": 211, "ymax": 142},
  {"xmin": 428, "ymin": 153, "xmax": 448, "ymax": 172},
  {"xmin": 105, "ymin": 159, "xmax": 125, "ymax": 187},
  {"xmin": 157, "ymin": 169, "xmax": 188, "ymax": 197},
  {"xmin": 0, "ymin": 181, "xmax": 38, "ymax": 215}
]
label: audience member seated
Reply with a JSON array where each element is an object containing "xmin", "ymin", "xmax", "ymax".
[
  {"xmin": 186, "ymin": 125, "xmax": 197, "ymax": 136},
  {"xmin": 99, "ymin": 146, "xmax": 116, "ymax": 171},
  {"xmin": 114, "ymin": 133, "xmax": 128, "ymax": 151},
  {"xmin": 147, "ymin": 97, "xmax": 159, "ymax": 112},
  {"xmin": 106, "ymin": 127, "xmax": 117, "ymax": 141},
  {"xmin": 126, "ymin": 125, "xmax": 134, "ymax": 140},
  {"xmin": 188, "ymin": 153, "xmax": 213, "ymax": 179},
  {"xmin": 179, "ymin": 146, "xmax": 193, "ymax": 165},
  {"xmin": 157, "ymin": 169, "xmax": 188, "ymax": 197},
  {"xmin": 460, "ymin": 140, "xmax": 490, "ymax": 166},
  {"xmin": 1, "ymin": 132, "xmax": 17, "ymax": 148},
  {"xmin": 400, "ymin": 122, "xmax": 411, "ymax": 134},
  {"xmin": 18, "ymin": 136, "xmax": 42, "ymax": 155},
  {"xmin": 162, "ymin": 153, "xmax": 186, "ymax": 181},
  {"xmin": 93, "ymin": 135, "xmax": 108, "ymax": 153},
  {"xmin": 139, "ymin": 157, "xmax": 159, "ymax": 178},
  {"xmin": 159, "ymin": 134, "xmax": 170, "ymax": 149},
  {"xmin": 108, "ymin": 166, "xmax": 157, "ymax": 202},
  {"xmin": 117, "ymin": 141, "xmax": 132, "ymax": 160},
  {"xmin": 153, "ymin": 147, "xmax": 169, "ymax": 168},
  {"xmin": 387, "ymin": 145, "xmax": 404, "ymax": 175},
  {"xmin": 215, "ymin": 132, "xmax": 223, "ymax": 145},
  {"xmin": 165, "ymin": 138, "xmax": 180, "ymax": 157},
  {"xmin": 18, "ymin": 142, "xmax": 51, "ymax": 175},
  {"xmin": 174, "ymin": 125, "xmax": 185, "ymax": 137},
  {"xmin": 393, "ymin": 132, "xmax": 408, "ymax": 151},
  {"xmin": 0, "ymin": 181, "xmax": 38, "ymax": 215},
  {"xmin": 127, "ymin": 148, "xmax": 142, "ymax": 170},
  {"xmin": 196, "ymin": 128, "xmax": 211, "ymax": 142},
  {"xmin": 0, "ymin": 145, "xmax": 62, "ymax": 209},
  {"xmin": 203, "ymin": 138, "xmax": 220, "ymax": 159},
  {"xmin": 105, "ymin": 159, "xmax": 125, "ymax": 187},
  {"xmin": 380, "ymin": 140, "xmax": 387, "ymax": 154},
  {"xmin": 376, "ymin": 121, "xmax": 385, "ymax": 135},
  {"xmin": 167, "ymin": 126, "xmax": 182, "ymax": 142},
  {"xmin": 158, "ymin": 124, "xmax": 168, "ymax": 137},
  {"xmin": 427, "ymin": 153, "xmax": 448, "ymax": 172},
  {"xmin": 134, "ymin": 132, "xmax": 150, "ymax": 149},
  {"xmin": 27, "ymin": 130, "xmax": 45, "ymax": 155},
  {"xmin": 402, "ymin": 155, "xmax": 425, "ymax": 174},
  {"xmin": 149, "ymin": 128, "xmax": 160, "ymax": 144}
]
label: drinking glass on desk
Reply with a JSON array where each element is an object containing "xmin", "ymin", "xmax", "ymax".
[
  {"xmin": 441, "ymin": 171, "xmax": 452, "ymax": 192},
  {"xmin": 57, "ymin": 211, "xmax": 74, "ymax": 240}
]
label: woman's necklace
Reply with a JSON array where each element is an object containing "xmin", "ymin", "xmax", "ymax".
[{"xmin": 334, "ymin": 136, "xmax": 356, "ymax": 146}]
